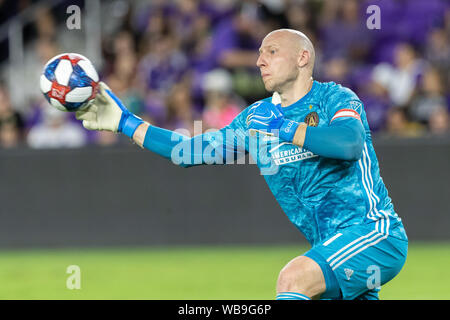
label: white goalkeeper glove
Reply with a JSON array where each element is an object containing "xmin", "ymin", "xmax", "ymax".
[{"xmin": 76, "ymin": 82, "xmax": 144, "ymax": 138}]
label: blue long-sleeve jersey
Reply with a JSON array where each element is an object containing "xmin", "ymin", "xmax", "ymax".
[{"xmin": 143, "ymin": 80, "xmax": 407, "ymax": 246}]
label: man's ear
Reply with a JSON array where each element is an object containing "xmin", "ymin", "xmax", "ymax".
[{"xmin": 298, "ymin": 50, "xmax": 310, "ymax": 68}]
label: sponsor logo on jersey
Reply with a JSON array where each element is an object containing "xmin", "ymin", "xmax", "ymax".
[{"xmin": 270, "ymin": 143, "xmax": 317, "ymax": 165}]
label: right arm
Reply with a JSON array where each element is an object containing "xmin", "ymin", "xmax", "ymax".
[
  {"xmin": 132, "ymin": 122, "xmax": 149, "ymax": 147},
  {"xmin": 77, "ymin": 82, "xmax": 247, "ymax": 168},
  {"xmin": 133, "ymin": 122, "xmax": 247, "ymax": 168}
]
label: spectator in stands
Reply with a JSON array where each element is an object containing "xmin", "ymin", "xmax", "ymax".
[
  {"xmin": 101, "ymin": 34, "xmax": 145, "ymax": 146},
  {"xmin": 445, "ymin": 7, "xmax": 450, "ymax": 35},
  {"xmin": 425, "ymin": 28, "xmax": 450, "ymax": 73},
  {"xmin": 24, "ymin": 37, "xmax": 60, "ymax": 102},
  {"xmin": 171, "ymin": 0, "xmax": 207, "ymax": 54},
  {"xmin": 318, "ymin": 0, "xmax": 371, "ymax": 63},
  {"xmin": 358, "ymin": 80, "xmax": 391, "ymax": 133},
  {"xmin": 137, "ymin": 18, "xmax": 187, "ymax": 93},
  {"xmin": 285, "ymin": 1, "xmax": 314, "ymax": 36},
  {"xmin": 428, "ymin": 106, "xmax": 449, "ymax": 136},
  {"xmin": 320, "ymin": 56, "xmax": 352, "ymax": 88},
  {"xmin": 137, "ymin": 29, "xmax": 188, "ymax": 126},
  {"xmin": 410, "ymin": 67, "xmax": 448, "ymax": 125},
  {"xmin": 34, "ymin": 5, "xmax": 56, "ymax": 40},
  {"xmin": 95, "ymin": 130, "xmax": 120, "ymax": 147},
  {"xmin": 372, "ymin": 43, "xmax": 425, "ymax": 108},
  {"xmin": 0, "ymin": 85, "xmax": 24, "ymax": 148},
  {"xmin": 208, "ymin": 4, "xmax": 262, "ymax": 71},
  {"xmin": 0, "ymin": 122, "xmax": 22, "ymax": 148},
  {"xmin": 201, "ymin": 69, "xmax": 243, "ymax": 130},
  {"xmin": 113, "ymin": 30, "xmax": 136, "ymax": 57},
  {"xmin": 27, "ymin": 106, "xmax": 87, "ymax": 149},
  {"xmin": 384, "ymin": 107, "xmax": 425, "ymax": 138},
  {"xmin": 1, "ymin": 0, "xmax": 449, "ymax": 142},
  {"xmin": 164, "ymin": 80, "xmax": 200, "ymax": 135},
  {"xmin": 106, "ymin": 52, "xmax": 143, "ymax": 116}
]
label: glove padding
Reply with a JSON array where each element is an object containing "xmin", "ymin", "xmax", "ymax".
[
  {"xmin": 246, "ymin": 101, "xmax": 299, "ymax": 142},
  {"xmin": 76, "ymin": 82, "xmax": 143, "ymax": 138}
]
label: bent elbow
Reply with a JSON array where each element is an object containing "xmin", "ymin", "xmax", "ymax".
[
  {"xmin": 349, "ymin": 145, "xmax": 363, "ymax": 161},
  {"xmin": 343, "ymin": 137, "xmax": 364, "ymax": 161},
  {"xmin": 341, "ymin": 124, "xmax": 365, "ymax": 161}
]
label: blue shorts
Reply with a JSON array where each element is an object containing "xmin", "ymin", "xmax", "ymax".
[{"xmin": 304, "ymin": 224, "xmax": 408, "ymax": 300}]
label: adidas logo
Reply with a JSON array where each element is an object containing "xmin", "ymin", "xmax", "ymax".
[{"xmin": 344, "ymin": 268, "xmax": 354, "ymax": 280}]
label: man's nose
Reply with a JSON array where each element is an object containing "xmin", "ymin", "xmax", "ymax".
[{"xmin": 256, "ymin": 54, "xmax": 266, "ymax": 68}]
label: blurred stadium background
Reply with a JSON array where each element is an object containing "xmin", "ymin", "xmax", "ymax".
[{"xmin": 0, "ymin": 0, "xmax": 449, "ymax": 299}]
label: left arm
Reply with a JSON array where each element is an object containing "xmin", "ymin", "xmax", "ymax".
[
  {"xmin": 292, "ymin": 118, "xmax": 365, "ymax": 161},
  {"xmin": 247, "ymin": 102, "xmax": 366, "ymax": 161}
]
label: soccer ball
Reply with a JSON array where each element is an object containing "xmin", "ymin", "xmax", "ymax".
[{"xmin": 40, "ymin": 53, "xmax": 99, "ymax": 112}]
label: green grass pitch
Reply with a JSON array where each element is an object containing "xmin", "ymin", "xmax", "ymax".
[{"xmin": 0, "ymin": 243, "xmax": 448, "ymax": 299}]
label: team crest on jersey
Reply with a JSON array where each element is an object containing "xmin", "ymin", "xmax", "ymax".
[{"xmin": 305, "ymin": 111, "xmax": 319, "ymax": 127}]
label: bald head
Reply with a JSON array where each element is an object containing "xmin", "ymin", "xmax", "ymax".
[
  {"xmin": 263, "ymin": 29, "xmax": 315, "ymax": 72},
  {"xmin": 257, "ymin": 28, "xmax": 315, "ymax": 93}
]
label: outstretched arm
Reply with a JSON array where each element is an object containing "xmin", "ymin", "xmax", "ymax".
[
  {"xmin": 132, "ymin": 122, "xmax": 149, "ymax": 147},
  {"xmin": 76, "ymin": 82, "xmax": 246, "ymax": 167},
  {"xmin": 133, "ymin": 122, "xmax": 246, "ymax": 167}
]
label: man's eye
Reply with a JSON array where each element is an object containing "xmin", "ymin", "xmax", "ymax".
[{"xmin": 270, "ymin": 50, "xmax": 276, "ymax": 54}]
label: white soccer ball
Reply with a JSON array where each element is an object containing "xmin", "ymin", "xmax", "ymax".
[{"xmin": 40, "ymin": 53, "xmax": 99, "ymax": 112}]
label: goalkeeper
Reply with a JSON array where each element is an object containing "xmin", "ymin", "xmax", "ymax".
[{"xmin": 76, "ymin": 29, "xmax": 408, "ymax": 300}]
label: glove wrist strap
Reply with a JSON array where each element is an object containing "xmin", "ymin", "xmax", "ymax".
[
  {"xmin": 120, "ymin": 113, "xmax": 144, "ymax": 139},
  {"xmin": 278, "ymin": 119, "xmax": 299, "ymax": 142}
]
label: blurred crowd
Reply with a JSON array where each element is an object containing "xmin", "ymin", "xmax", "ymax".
[{"xmin": 0, "ymin": 0, "xmax": 449, "ymax": 149}]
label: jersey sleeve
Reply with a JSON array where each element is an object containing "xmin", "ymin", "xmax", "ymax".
[
  {"xmin": 325, "ymin": 85, "xmax": 364, "ymax": 125},
  {"xmin": 302, "ymin": 84, "xmax": 366, "ymax": 161},
  {"xmin": 200, "ymin": 111, "xmax": 249, "ymax": 166},
  {"xmin": 303, "ymin": 118, "xmax": 365, "ymax": 161},
  {"xmin": 142, "ymin": 108, "xmax": 249, "ymax": 168}
]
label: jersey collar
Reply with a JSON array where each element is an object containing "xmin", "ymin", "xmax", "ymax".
[{"xmin": 279, "ymin": 80, "xmax": 318, "ymax": 112}]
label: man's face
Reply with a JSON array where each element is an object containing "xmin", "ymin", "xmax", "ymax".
[{"xmin": 256, "ymin": 32, "xmax": 300, "ymax": 92}]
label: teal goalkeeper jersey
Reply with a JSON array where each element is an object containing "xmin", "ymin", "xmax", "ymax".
[
  {"xmin": 144, "ymin": 80, "xmax": 407, "ymax": 246},
  {"xmin": 206, "ymin": 80, "xmax": 407, "ymax": 246}
]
